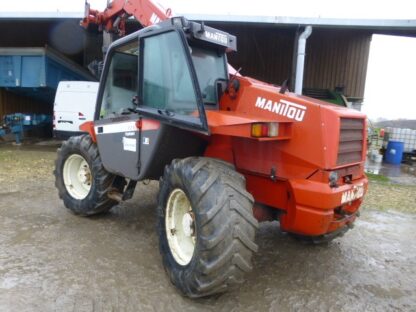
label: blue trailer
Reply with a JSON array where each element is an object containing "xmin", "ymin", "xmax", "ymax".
[{"xmin": 0, "ymin": 47, "xmax": 95, "ymax": 103}]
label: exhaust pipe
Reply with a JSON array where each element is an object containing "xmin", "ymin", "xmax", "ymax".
[{"xmin": 294, "ymin": 26, "xmax": 312, "ymax": 95}]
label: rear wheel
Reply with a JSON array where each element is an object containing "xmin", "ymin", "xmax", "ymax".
[
  {"xmin": 157, "ymin": 157, "xmax": 258, "ymax": 298},
  {"xmin": 54, "ymin": 135, "xmax": 120, "ymax": 216}
]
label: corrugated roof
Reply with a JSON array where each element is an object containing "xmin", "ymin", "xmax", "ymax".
[
  {"xmin": 0, "ymin": 12, "xmax": 83, "ymax": 19},
  {"xmin": 185, "ymin": 14, "xmax": 416, "ymax": 30},
  {"xmin": 1, "ymin": 11, "xmax": 415, "ymax": 31}
]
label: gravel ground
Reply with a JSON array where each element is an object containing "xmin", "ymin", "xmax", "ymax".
[{"xmin": 0, "ymin": 143, "xmax": 415, "ymax": 311}]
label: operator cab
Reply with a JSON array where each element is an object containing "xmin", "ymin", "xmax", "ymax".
[
  {"xmin": 96, "ymin": 17, "xmax": 236, "ymax": 127},
  {"xmin": 93, "ymin": 18, "xmax": 236, "ymax": 180},
  {"xmin": 169, "ymin": 17, "xmax": 234, "ymax": 107}
]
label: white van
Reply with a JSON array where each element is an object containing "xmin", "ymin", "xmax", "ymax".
[{"xmin": 53, "ymin": 81, "xmax": 99, "ymax": 139}]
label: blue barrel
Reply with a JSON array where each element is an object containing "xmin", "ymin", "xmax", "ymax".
[{"xmin": 385, "ymin": 141, "xmax": 404, "ymax": 164}]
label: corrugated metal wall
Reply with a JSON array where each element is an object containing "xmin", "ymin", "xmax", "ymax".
[
  {"xmin": 0, "ymin": 89, "xmax": 51, "ymax": 120},
  {"xmin": 0, "ymin": 19, "xmax": 373, "ymax": 118},
  {"xmin": 211, "ymin": 23, "xmax": 372, "ymax": 99},
  {"xmin": 304, "ymin": 29, "xmax": 372, "ymax": 99},
  {"xmin": 213, "ymin": 23, "xmax": 296, "ymax": 86}
]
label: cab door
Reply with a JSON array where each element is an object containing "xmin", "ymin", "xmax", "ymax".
[
  {"xmin": 94, "ymin": 27, "xmax": 208, "ymax": 181},
  {"xmin": 94, "ymin": 39, "xmax": 142, "ymax": 180},
  {"xmin": 135, "ymin": 27, "xmax": 209, "ymax": 180},
  {"xmin": 137, "ymin": 27, "xmax": 208, "ymax": 132}
]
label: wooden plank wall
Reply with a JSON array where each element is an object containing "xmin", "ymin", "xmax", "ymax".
[{"xmin": 0, "ymin": 89, "xmax": 52, "ymax": 120}]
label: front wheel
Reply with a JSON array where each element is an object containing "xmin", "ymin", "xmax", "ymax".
[
  {"xmin": 157, "ymin": 157, "xmax": 259, "ymax": 298},
  {"xmin": 54, "ymin": 135, "xmax": 120, "ymax": 216}
]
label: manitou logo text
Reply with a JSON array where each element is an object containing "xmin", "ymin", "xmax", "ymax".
[
  {"xmin": 255, "ymin": 97, "xmax": 307, "ymax": 121},
  {"xmin": 204, "ymin": 31, "xmax": 228, "ymax": 45},
  {"xmin": 341, "ymin": 183, "xmax": 365, "ymax": 204}
]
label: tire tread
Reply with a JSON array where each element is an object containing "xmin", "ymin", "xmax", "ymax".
[
  {"xmin": 157, "ymin": 157, "xmax": 258, "ymax": 298},
  {"xmin": 54, "ymin": 135, "xmax": 119, "ymax": 216}
]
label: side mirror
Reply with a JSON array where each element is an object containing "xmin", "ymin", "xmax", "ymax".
[
  {"xmin": 215, "ymin": 79, "xmax": 228, "ymax": 103},
  {"xmin": 132, "ymin": 95, "xmax": 139, "ymax": 106},
  {"xmin": 226, "ymin": 79, "xmax": 240, "ymax": 99}
]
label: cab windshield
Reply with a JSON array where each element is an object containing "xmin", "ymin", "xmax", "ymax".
[{"xmin": 191, "ymin": 47, "xmax": 227, "ymax": 104}]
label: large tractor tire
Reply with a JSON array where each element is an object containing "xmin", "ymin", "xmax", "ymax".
[
  {"xmin": 157, "ymin": 157, "xmax": 259, "ymax": 298},
  {"xmin": 54, "ymin": 135, "xmax": 120, "ymax": 216}
]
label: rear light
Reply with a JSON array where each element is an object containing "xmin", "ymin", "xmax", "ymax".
[
  {"xmin": 135, "ymin": 120, "xmax": 142, "ymax": 129},
  {"xmin": 251, "ymin": 122, "xmax": 279, "ymax": 138},
  {"xmin": 78, "ymin": 112, "xmax": 85, "ymax": 117}
]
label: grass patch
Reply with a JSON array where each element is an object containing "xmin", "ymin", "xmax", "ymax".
[
  {"xmin": 366, "ymin": 172, "xmax": 390, "ymax": 183},
  {"xmin": 0, "ymin": 146, "xmax": 56, "ymax": 193},
  {"xmin": 363, "ymin": 182, "xmax": 416, "ymax": 213},
  {"xmin": 363, "ymin": 172, "xmax": 416, "ymax": 213}
]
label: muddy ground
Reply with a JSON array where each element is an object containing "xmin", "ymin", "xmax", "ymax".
[{"xmin": 0, "ymin": 143, "xmax": 415, "ymax": 311}]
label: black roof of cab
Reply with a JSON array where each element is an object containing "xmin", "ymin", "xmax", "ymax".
[{"xmin": 107, "ymin": 16, "xmax": 237, "ymax": 53}]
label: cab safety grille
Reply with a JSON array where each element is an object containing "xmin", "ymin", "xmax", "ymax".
[{"xmin": 337, "ymin": 118, "xmax": 364, "ymax": 165}]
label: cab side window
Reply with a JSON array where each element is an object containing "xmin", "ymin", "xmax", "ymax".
[
  {"xmin": 142, "ymin": 31, "xmax": 199, "ymax": 118},
  {"xmin": 100, "ymin": 41, "xmax": 139, "ymax": 118}
]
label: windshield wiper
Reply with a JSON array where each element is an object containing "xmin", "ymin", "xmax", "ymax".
[
  {"xmin": 119, "ymin": 108, "xmax": 138, "ymax": 115},
  {"xmin": 157, "ymin": 109, "xmax": 175, "ymax": 117}
]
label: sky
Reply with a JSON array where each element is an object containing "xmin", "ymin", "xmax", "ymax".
[
  {"xmin": 1, "ymin": 0, "xmax": 416, "ymax": 120},
  {"xmin": 363, "ymin": 35, "xmax": 416, "ymax": 120}
]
